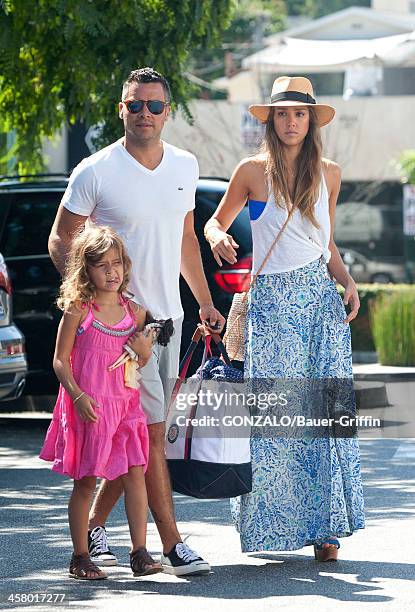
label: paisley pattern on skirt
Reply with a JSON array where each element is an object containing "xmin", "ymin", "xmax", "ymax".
[{"xmin": 230, "ymin": 258, "xmax": 365, "ymax": 552}]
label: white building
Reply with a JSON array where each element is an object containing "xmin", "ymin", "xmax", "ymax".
[
  {"xmin": 162, "ymin": 3, "xmax": 415, "ymax": 181},
  {"xmin": 238, "ymin": 5, "xmax": 415, "ymax": 102}
]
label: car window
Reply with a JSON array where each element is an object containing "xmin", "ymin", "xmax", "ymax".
[
  {"xmin": 196, "ymin": 190, "xmax": 252, "ymax": 250},
  {"xmin": 0, "ymin": 192, "xmax": 60, "ymax": 257},
  {"xmin": 0, "ymin": 191, "xmax": 12, "ymax": 234},
  {"xmin": 336, "ymin": 181, "xmax": 403, "ymax": 259}
]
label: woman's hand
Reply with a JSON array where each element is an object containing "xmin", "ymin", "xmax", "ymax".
[
  {"xmin": 127, "ymin": 330, "xmax": 156, "ymax": 367},
  {"xmin": 75, "ymin": 393, "xmax": 99, "ymax": 423},
  {"xmin": 343, "ymin": 280, "xmax": 360, "ymax": 323},
  {"xmin": 207, "ymin": 228, "xmax": 239, "ymax": 267}
]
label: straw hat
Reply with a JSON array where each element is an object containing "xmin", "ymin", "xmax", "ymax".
[{"xmin": 249, "ymin": 76, "xmax": 335, "ymax": 127}]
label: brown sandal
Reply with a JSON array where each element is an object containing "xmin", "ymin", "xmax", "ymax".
[
  {"xmin": 314, "ymin": 539, "xmax": 340, "ymax": 562},
  {"xmin": 130, "ymin": 547, "xmax": 162, "ymax": 577},
  {"xmin": 69, "ymin": 553, "xmax": 108, "ymax": 580}
]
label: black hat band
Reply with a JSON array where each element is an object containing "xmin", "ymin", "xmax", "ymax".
[{"xmin": 270, "ymin": 91, "xmax": 316, "ymax": 104}]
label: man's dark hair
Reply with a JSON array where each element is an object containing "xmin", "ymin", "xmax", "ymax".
[{"xmin": 121, "ymin": 67, "xmax": 171, "ymax": 103}]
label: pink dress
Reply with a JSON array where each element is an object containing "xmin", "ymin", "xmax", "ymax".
[{"xmin": 39, "ymin": 299, "xmax": 149, "ymax": 480}]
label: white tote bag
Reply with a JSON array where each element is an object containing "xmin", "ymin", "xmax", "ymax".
[{"xmin": 165, "ymin": 329, "xmax": 251, "ymax": 499}]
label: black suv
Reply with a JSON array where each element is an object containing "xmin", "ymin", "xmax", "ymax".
[{"xmin": 0, "ymin": 175, "xmax": 252, "ymax": 396}]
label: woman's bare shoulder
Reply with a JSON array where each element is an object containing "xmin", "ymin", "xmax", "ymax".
[
  {"xmin": 322, "ymin": 158, "xmax": 341, "ymax": 178},
  {"xmin": 235, "ymin": 155, "xmax": 266, "ymax": 179},
  {"xmin": 322, "ymin": 158, "xmax": 341, "ymax": 193},
  {"xmin": 238, "ymin": 154, "xmax": 265, "ymax": 170}
]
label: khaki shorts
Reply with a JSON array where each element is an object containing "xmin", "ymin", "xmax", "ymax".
[{"xmin": 139, "ymin": 315, "xmax": 183, "ymax": 425}]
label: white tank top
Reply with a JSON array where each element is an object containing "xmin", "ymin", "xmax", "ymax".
[{"xmin": 249, "ymin": 174, "xmax": 331, "ymax": 275}]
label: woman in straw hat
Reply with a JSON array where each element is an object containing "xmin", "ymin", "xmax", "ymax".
[{"xmin": 204, "ymin": 76, "xmax": 365, "ymax": 561}]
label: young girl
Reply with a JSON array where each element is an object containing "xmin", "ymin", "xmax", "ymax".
[
  {"xmin": 205, "ymin": 76, "xmax": 365, "ymax": 561},
  {"xmin": 40, "ymin": 225, "xmax": 171, "ymax": 580}
]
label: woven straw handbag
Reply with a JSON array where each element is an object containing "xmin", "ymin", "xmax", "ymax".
[
  {"xmin": 222, "ymin": 291, "xmax": 248, "ymax": 362},
  {"xmin": 223, "ymin": 207, "xmax": 293, "ymax": 362}
]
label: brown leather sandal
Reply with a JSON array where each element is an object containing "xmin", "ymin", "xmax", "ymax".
[
  {"xmin": 69, "ymin": 553, "xmax": 108, "ymax": 580},
  {"xmin": 314, "ymin": 538, "xmax": 340, "ymax": 562},
  {"xmin": 130, "ymin": 547, "xmax": 162, "ymax": 577}
]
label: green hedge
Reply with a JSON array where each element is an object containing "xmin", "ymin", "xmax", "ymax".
[
  {"xmin": 338, "ymin": 284, "xmax": 414, "ymax": 352},
  {"xmin": 370, "ymin": 288, "xmax": 415, "ymax": 365}
]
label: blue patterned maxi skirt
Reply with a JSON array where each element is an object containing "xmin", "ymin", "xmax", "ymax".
[{"xmin": 230, "ymin": 257, "xmax": 365, "ymax": 552}]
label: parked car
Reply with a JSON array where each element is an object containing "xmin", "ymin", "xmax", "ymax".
[
  {"xmin": 0, "ymin": 175, "xmax": 252, "ymax": 395},
  {"xmin": 339, "ymin": 248, "xmax": 407, "ymax": 284},
  {"xmin": 0, "ymin": 252, "xmax": 27, "ymax": 401}
]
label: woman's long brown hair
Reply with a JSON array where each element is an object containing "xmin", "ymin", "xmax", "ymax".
[{"xmin": 262, "ymin": 106, "xmax": 323, "ymax": 228}]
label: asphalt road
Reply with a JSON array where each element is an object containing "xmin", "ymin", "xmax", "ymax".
[{"xmin": 0, "ymin": 421, "xmax": 414, "ymax": 612}]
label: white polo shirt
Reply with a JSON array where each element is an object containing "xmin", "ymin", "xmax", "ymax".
[{"xmin": 62, "ymin": 138, "xmax": 198, "ymax": 319}]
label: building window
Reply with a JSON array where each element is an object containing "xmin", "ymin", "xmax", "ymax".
[
  {"xmin": 265, "ymin": 72, "xmax": 344, "ymax": 96},
  {"xmin": 383, "ymin": 68, "xmax": 415, "ymax": 95}
]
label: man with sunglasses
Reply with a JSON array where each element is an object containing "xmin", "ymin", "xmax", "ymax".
[{"xmin": 48, "ymin": 67, "xmax": 225, "ymax": 576}]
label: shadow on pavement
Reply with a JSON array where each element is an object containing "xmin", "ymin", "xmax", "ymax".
[
  {"xmin": 4, "ymin": 555, "xmax": 415, "ymax": 608},
  {"xmin": 1, "ymin": 425, "xmax": 415, "ymax": 608}
]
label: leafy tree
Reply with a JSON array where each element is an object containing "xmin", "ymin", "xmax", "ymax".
[
  {"xmin": 313, "ymin": 0, "xmax": 370, "ymax": 18},
  {"xmin": 398, "ymin": 150, "xmax": 415, "ymax": 185},
  {"xmin": 189, "ymin": 0, "xmax": 286, "ymax": 89},
  {"xmin": 0, "ymin": 0, "xmax": 235, "ymax": 173},
  {"xmin": 285, "ymin": 0, "xmax": 370, "ymax": 18},
  {"xmin": 284, "ymin": 0, "xmax": 309, "ymax": 16}
]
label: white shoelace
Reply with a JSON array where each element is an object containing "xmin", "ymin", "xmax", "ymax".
[
  {"xmin": 175, "ymin": 543, "xmax": 200, "ymax": 562},
  {"xmin": 90, "ymin": 527, "xmax": 109, "ymax": 555}
]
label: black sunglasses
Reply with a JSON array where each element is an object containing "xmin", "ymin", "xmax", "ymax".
[{"xmin": 123, "ymin": 99, "xmax": 168, "ymax": 115}]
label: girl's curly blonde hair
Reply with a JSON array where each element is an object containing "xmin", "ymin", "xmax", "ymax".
[{"xmin": 57, "ymin": 224, "xmax": 132, "ymax": 311}]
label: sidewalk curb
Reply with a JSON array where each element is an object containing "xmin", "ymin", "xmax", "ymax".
[
  {"xmin": 354, "ymin": 372, "xmax": 415, "ymax": 382},
  {"xmin": 354, "ymin": 381, "xmax": 389, "ymax": 409},
  {"xmin": 0, "ymin": 413, "xmax": 51, "ymax": 425}
]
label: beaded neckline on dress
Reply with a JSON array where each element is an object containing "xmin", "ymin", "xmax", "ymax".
[{"xmin": 77, "ymin": 299, "xmax": 135, "ymax": 337}]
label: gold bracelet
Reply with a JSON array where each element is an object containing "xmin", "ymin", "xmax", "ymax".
[{"xmin": 73, "ymin": 391, "xmax": 85, "ymax": 404}]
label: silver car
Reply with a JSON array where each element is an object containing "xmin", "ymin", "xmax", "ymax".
[
  {"xmin": 340, "ymin": 248, "xmax": 407, "ymax": 284},
  {"xmin": 0, "ymin": 253, "xmax": 27, "ymax": 401}
]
